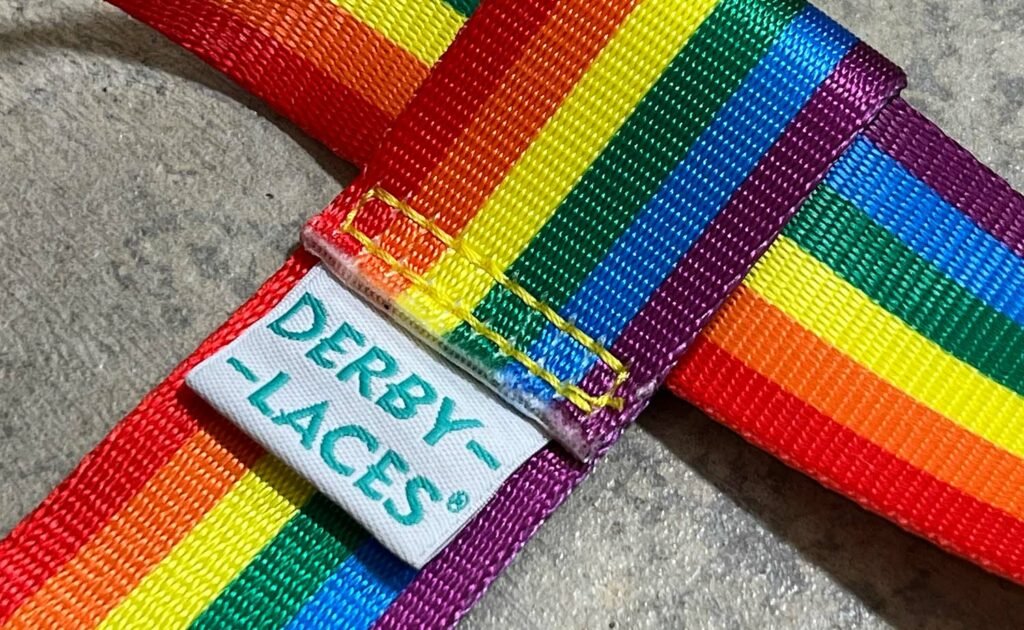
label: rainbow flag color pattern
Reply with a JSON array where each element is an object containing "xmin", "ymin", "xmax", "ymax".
[
  {"xmin": 304, "ymin": 0, "xmax": 903, "ymax": 459},
  {"xmin": 105, "ymin": 0, "xmax": 477, "ymax": 166},
  {"xmin": 2, "ymin": 0, "xmax": 1023, "ymax": 627},
  {"xmin": 671, "ymin": 97, "xmax": 1024, "ymax": 583}
]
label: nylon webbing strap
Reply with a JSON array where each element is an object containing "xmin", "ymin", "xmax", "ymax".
[
  {"xmin": 2, "ymin": 0, "xmax": 1023, "ymax": 628},
  {"xmin": 671, "ymin": 96, "xmax": 1024, "ymax": 582},
  {"xmin": 103, "ymin": 0, "xmax": 472, "ymax": 167},
  {"xmin": 302, "ymin": 0, "xmax": 903, "ymax": 461}
]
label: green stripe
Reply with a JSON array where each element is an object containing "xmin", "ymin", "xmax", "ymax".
[
  {"xmin": 786, "ymin": 185, "xmax": 1024, "ymax": 396},
  {"xmin": 191, "ymin": 494, "xmax": 366, "ymax": 630},
  {"xmin": 443, "ymin": 0, "xmax": 479, "ymax": 18},
  {"xmin": 447, "ymin": 0, "xmax": 804, "ymax": 370}
]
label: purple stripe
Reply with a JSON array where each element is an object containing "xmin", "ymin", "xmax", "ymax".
[
  {"xmin": 865, "ymin": 98, "xmax": 1024, "ymax": 258},
  {"xmin": 373, "ymin": 447, "xmax": 588, "ymax": 629},
  {"xmin": 560, "ymin": 43, "xmax": 905, "ymax": 455}
]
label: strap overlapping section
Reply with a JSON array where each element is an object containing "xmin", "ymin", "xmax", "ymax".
[{"xmin": 303, "ymin": 0, "xmax": 905, "ymax": 459}]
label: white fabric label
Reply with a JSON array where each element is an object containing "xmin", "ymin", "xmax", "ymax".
[{"xmin": 186, "ymin": 265, "xmax": 547, "ymax": 568}]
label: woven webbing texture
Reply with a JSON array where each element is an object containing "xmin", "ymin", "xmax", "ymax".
[
  {"xmin": 670, "ymin": 96, "xmax": 1024, "ymax": 583},
  {"xmin": 303, "ymin": 0, "xmax": 904, "ymax": 460},
  {"xmin": 3, "ymin": 0, "xmax": 1024, "ymax": 628},
  {"xmin": 104, "ymin": 0, "xmax": 476, "ymax": 166}
]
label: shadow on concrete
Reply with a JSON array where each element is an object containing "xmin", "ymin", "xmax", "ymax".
[
  {"xmin": 5, "ymin": 5, "xmax": 1024, "ymax": 628},
  {"xmin": 0, "ymin": 8, "xmax": 357, "ymax": 187}
]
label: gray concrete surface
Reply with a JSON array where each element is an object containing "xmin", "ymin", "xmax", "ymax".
[{"xmin": 2, "ymin": 0, "xmax": 1024, "ymax": 627}]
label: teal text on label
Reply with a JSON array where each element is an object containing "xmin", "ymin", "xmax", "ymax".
[{"xmin": 225, "ymin": 289, "xmax": 509, "ymax": 527}]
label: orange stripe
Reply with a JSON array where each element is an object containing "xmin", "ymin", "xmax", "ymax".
[
  {"xmin": 6, "ymin": 429, "xmax": 261, "ymax": 628},
  {"xmin": 209, "ymin": 0, "xmax": 429, "ymax": 118},
  {"xmin": 702, "ymin": 286, "xmax": 1024, "ymax": 522},
  {"xmin": 359, "ymin": 0, "xmax": 638, "ymax": 294}
]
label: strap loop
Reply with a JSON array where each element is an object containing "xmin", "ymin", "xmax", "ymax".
[{"xmin": 304, "ymin": 0, "xmax": 905, "ymax": 460}]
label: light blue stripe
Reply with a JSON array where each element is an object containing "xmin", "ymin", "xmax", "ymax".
[
  {"xmin": 285, "ymin": 540, "xmax": 414, "ymax": 630},
  {"xmin": 827, "ymin": 137, "xmax": 1024, "ymax": 326},
  {"xmin": 501, "ymin": 6, "xmax": 855, "ymax": 400}
]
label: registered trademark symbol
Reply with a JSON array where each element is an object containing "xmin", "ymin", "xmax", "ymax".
[{"xmin": 447, "ymin": 491, "xmax": 469, "ymax": 513}]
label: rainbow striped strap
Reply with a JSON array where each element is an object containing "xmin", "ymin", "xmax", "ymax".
[
  {"xmin": 303, "ymin": 0, "xmax": 904, "ymax": 460},
  {"xmin": 672, "ymin": 95, "xmax": 1024, "ymax": 582},
  {"xmin": 103, "ymin": 0, "xmax": 472, "ymax": 167},
  {"xmin": 3, "ymin": 0, "xmax": 1024, "ymax": 628}
]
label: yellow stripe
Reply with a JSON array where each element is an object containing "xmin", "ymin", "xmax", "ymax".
[
  {"xmin": 330, "ymin": 0, "xmax": 464, "ymax": 64},
  {"xmin": 745, "ymin": 236, "xmax": 1024, "ymax": 458},
  {"xmin": 397, "ymin": 0, "xmax": 721, "ymax": 335},
  {"xmin": 98, "ymin": 457, "xmax": 314, "ymax": 628},
  {"xmin": 346, "ymin": 188, "xmax": 628, "ymax": 412}
]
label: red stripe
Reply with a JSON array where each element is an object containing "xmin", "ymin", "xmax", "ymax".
[
  {"xmin": 108, "ymin": 0, "xmax": 392, "ymax": 167},
  {"xmin": 0, "ymin": 252, "xmax": 316, "ymax": 620},
  {"xmin": 669, "ymin": 338, "xmax": 1024, "ymax": 584}
]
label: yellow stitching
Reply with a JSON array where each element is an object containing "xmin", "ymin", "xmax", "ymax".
[
  {"xmin": 369, "ymin": 189, "xmax": 629, "ymax": 377},
  {"xmin": 337, "ymin": 187, "xmax": 629, "ymax": 413}
]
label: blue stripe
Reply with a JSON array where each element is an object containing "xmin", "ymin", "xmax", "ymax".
[
  {"xmin": 827, "ymin": 137, "xmax": 1024, "ymax": 326},
  {"xmin": 501, "ymin": 7, "xmax": 855, "ymax": 400},
  {"xmin": 285, "ymin": 540, "xmax": 414, "ymax": 629}
]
